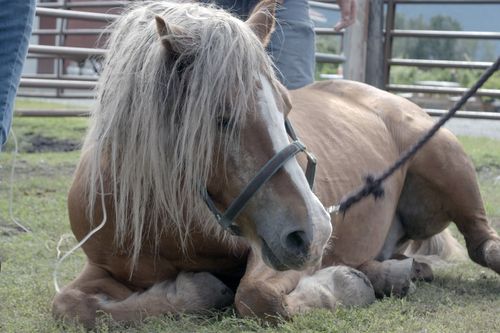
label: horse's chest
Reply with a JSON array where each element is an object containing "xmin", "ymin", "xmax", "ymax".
[{"xmin": 157, "ymin": 231, "xmax": 249, "ymax": 273}]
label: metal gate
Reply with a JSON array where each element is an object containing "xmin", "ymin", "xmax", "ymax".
[{"xmin": 18, "ymin": 0, "xmax": 500, "ymax": 120}]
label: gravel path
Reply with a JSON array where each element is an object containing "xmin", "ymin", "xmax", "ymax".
[{"xmin": 438, "ymin": 118, "xmax": 500, "ymax": 139}]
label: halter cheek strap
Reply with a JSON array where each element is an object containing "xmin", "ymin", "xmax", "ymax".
[
  {"xmin": 285, "ymin": 118, "xmax": 317, "ymax": 187},
  {"xmin": 203, "ymin": 119, "xmax": 317, "ymax": 235}
]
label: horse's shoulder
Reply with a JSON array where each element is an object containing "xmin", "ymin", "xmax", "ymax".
[{"xmin": 306, "ymin": 79, "xmax": 379, "ymax": 98}]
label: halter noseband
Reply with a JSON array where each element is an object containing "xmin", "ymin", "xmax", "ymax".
[{"xmin": 203, "ymin": 119, "xmax": 317, "ymax": 235}]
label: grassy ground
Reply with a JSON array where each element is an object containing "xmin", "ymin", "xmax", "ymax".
[
  {"xmin": 0, "ymin": 117, "xmax": 499, "ymax": 333},
  {"xmin": 14, "ymin": 98, "xmax": 89, "ymax": 111}
]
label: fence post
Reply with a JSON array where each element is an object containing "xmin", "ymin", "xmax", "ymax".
[
  {"xmin": 343, "ymin": 0, "xmax": 369, "ymax": 82},
  {"xmin": 365, "ymin": 0, "xmax": 385, "ymax": 88},
  {"xmin": 383, "ymin": 0, "xmax": 396, "ymax": 88}
]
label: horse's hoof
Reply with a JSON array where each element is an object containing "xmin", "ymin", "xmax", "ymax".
[
  {"xmin": 330, "ymin": 266, "xmax": 376, "ymax": 307},
  {"xmin": 412, "ymin": 261, "xmax": 434, "ymax": 282},
  {"xmin": 362, "ymin": 258, "xmax": 415, "ymax": 298},
  {"xmin": 483, "ymin": 239, "xmax": 500, "ymax": 274},
  {"xmin": 384, "ymin": 259, "xmax": 415, "ymax": 297},
  {"xmin": 52, "ymin": 289, "xmax": 100, "ymax": 329}
]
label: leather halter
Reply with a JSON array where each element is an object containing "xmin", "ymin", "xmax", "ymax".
[{"xmin": 203, "ymin": 119, "xmax": 317, "ymax": 235}]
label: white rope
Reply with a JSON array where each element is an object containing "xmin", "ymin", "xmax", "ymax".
[
  {"xmin": 7, "ymin": 129, "xmax": 30, "ymax": 233},
  {"xmin": 53, "ymin": 169, "xmax": 108, "ymax": 293},
  {"xmin": 55, "ymin": 234, "xmax": 74, "ymax": 259},
  {"xmin": 2, "ymin": 126, "xmax": 108, "ymax": 293}
]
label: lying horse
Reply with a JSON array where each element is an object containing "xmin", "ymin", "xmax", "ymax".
[{"xmin": 53, "ymin": 0, "xmax": 500, "ymax": 327}]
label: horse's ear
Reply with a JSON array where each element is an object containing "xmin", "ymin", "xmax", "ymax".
[
  {"xmin": 155, "ymin": 15, "xmax": 182, "ymax": 53},
  {"xmin": 245, "ymin": 0, "xmax": 277, "ymax": 47}
]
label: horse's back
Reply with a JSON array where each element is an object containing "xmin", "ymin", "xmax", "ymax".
[
  {"xmin": 295, "ymin": 80, "xmax": 441, "ymax": 148},
  {"xmin": 289, "ymin": 79, "xmax": 474, "ymax": 266},
  {"xmin": 289, "ymin": 79, "xmax": 431, "ymax": 204}
]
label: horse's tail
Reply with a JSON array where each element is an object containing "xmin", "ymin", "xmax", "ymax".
[{"xmin": 403, "ymin": 228, "xmax": 467, "ymax": 267}]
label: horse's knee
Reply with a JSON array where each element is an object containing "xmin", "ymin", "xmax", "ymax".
[
  {"xmin": 52, "ymin": 288, "xmax": 101, "ymax": 328},
  {"xmin": 97, "ymin": 271, "xmax": 234, "ymax": 323},
  {"xmin": 235, "ymin": 281, "xmax": 288, "ymax": 321}
]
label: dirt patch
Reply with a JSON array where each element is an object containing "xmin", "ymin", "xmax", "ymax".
[
  {"xmin": 24, "ymin": 135, "xmax": 80, "ymax": 153},
  {"xmin": 476, "ymin": 165, "xmax": 500, "ymax": 182},
  {"xmin": 0, "ymin": 158, "xmax": 76, "ymax": 179},
  {"xmin": 477, "ymin": 164, "xmax": 500, "ymax": 172}
]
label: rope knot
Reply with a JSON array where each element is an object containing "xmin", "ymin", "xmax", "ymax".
[
  {"xmin": 334, "ymin": 57, "xmax": 499, "ymax": 216},
  {"xmin": 364, "ymin": 175, "xmax": 385, "ymax": 199}
]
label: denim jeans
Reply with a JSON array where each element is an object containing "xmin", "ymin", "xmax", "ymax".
[
  {"xmin": 204, "ymin": 0, "xmax": 315, "ymax": 90},
  {"xmin": 0, "ymin": 0, "xmax": 36, "ymax": 151}
]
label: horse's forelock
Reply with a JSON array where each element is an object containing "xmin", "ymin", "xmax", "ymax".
[{"xmin": 81, "ymin": 1, "xmax": 274, "ymax": 269}]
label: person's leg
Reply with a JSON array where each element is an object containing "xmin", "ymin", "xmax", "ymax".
[
  {"xmin": 200, "ymin": 0, "xmax": 315, "ymax": 90},
  {"xmin": 0, "ymin": 0, "xmax": 36, "ymax": 151},
  {"xmin": 267, "ymin": 0, "xmax": 315, "ymax": 89},
  {"xmin": 200, "ymin": 0, "xmax": 253, "ymax": 17}
]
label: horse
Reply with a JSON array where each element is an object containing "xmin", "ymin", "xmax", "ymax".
[{"xmin": 52, "ymin": 0, "xmax": 500, "ymax": 327}]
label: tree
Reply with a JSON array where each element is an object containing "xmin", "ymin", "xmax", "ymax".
[{"xmin": 392, "ymin": 13, "xmax": 479, "ymax": 61}]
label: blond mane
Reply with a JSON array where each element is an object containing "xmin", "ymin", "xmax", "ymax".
[{"xmin": 81, "ymin": 1, "xmax": 275, "ymax": 268}]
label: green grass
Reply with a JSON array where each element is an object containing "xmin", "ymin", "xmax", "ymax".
[
  {"xmin": 15, "ymin": 98, "xmax": 89, "ymax": 111},
  {"xmin": 459, "ymin": 136, "xmax": 500, "ymax": 169},
  {"xmin": 1, "ymin": 117, "xmax": 499, "ymax": 333},
  {"xmin": 459, "ymin": 136, "xmax": 500, "ymax": 218}
]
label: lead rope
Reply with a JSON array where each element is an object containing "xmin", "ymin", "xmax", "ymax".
[
  {"xmin": 326, "ymin": 56, "xmax": 500, "ymax": 216},
  {"xmin": 53, "ymin": 167, "xmax": 108, "ymax": 293}
]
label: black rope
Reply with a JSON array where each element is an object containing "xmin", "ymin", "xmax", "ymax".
[{"xmin": 338, "ymin": 56, "xmax": 500, "ymax": 214}]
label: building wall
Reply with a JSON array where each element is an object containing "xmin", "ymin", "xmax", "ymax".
[{"xmin": 36, "ymin": 0, "xmax": 124, "ymax": 74}]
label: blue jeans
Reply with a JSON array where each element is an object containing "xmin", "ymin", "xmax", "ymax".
[
  {"xmin": 0, "ymin": 0, "xmax": 36, "ymax": 151},
  {"xmin": 206, "ymin": 0, "xmax": 315, "ymax": 90}
]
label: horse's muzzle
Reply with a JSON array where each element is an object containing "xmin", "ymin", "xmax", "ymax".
[{"xmin": 259, "ymin": 227, "xmax": 317, "ymax": 271}]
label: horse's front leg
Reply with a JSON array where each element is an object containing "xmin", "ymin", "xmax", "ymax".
[
  {"xmin": 235, "ymin": 251, "xmax": 375, "ymax": 320},
  {"xmin": 53, "ymin": 261, "xmax": 234, "ymax": 328},
  {"xmin": 235, "ymin": 251, "xmax": 303, "ymax": 320},
  {"xmin": 100, "ymin": 270, "xmax": 234, "ymax": 322}
]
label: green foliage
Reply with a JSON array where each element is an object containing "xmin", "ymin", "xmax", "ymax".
[
  {"xmin": 315, "ymin": 35, "xmax": 342, "ymax": 80},
  {"xmin": 390, "ymin": 66, "xmax": 500, "ymax": 90},
  {"xmin": 393, "ymin": 13, "xmax": 495, "ymax": 62},
  {"xmin": 459, "ymin": 136, "xmax": 500, "ymax": 217},
  {"xmin": 394, "ymin": 14, "xmax": 459, "ymax": 60},
  {"xmin": 14, "ymin": 98, "xmax": 87, "ymax": 111}
]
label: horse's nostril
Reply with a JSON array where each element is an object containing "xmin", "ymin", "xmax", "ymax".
[{"xmin": 283, "ymin": 230, "xmax": 310, "ymax": 256}]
